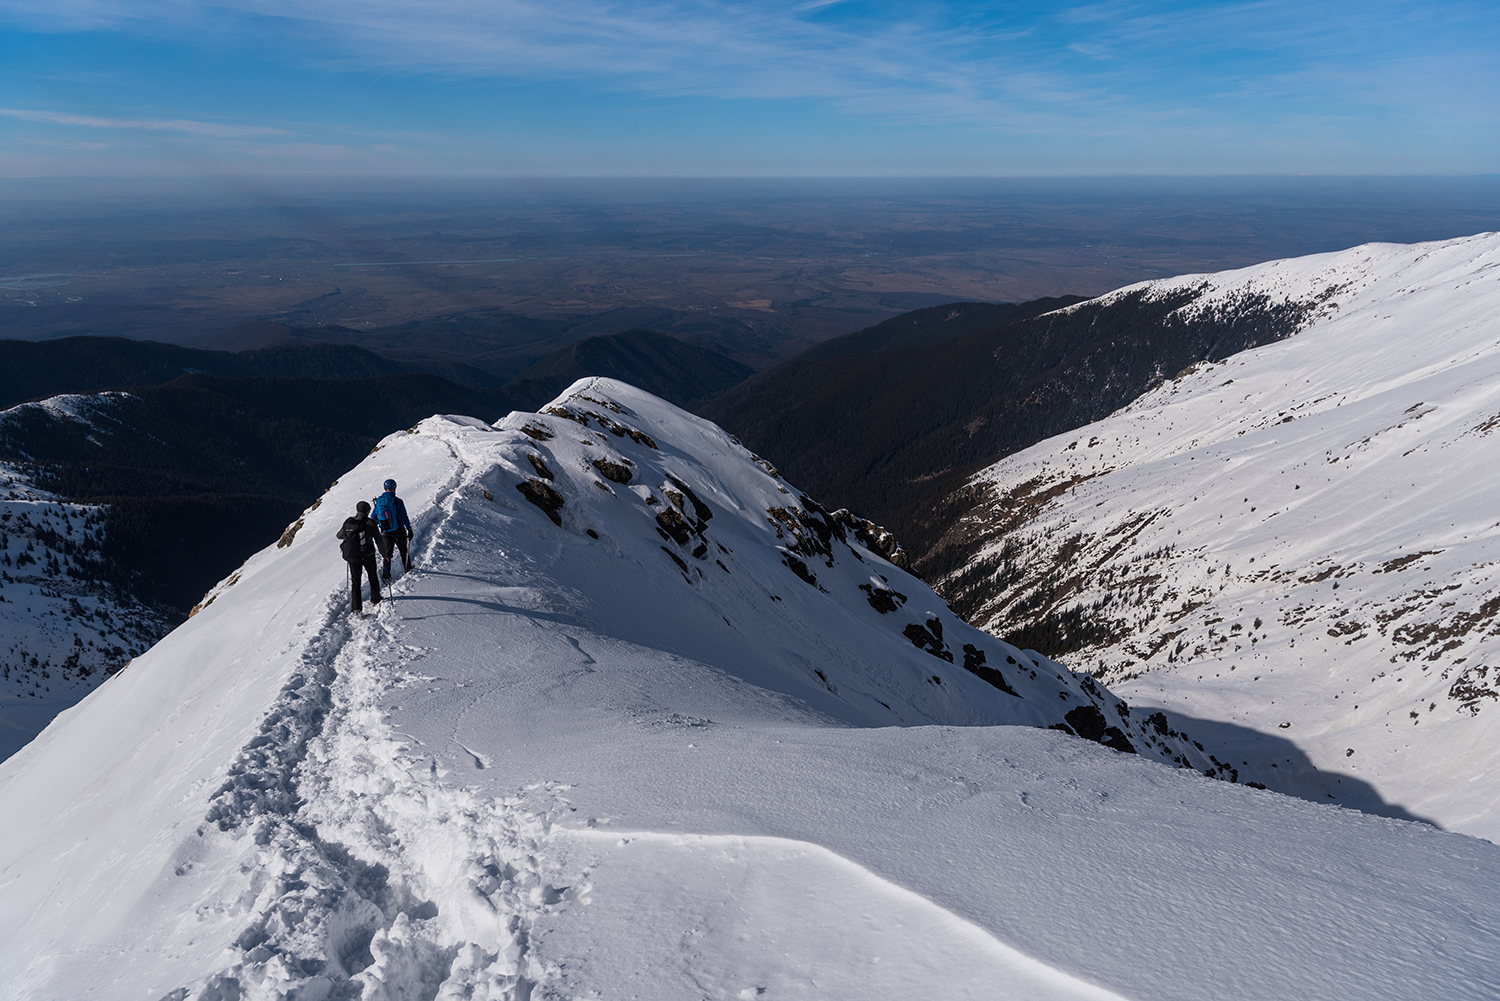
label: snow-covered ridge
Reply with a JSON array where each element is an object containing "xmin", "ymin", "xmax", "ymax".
[
  {"xmin": 3, "ymin": 378, "xmax": 1499, "ymax": 1001},
  {"xmin": 0, "ymin": 391, "xmax": 138, "ymax": 458},
  {"xmin": 1058, "ymin": 230, "xmax": 1500, "ymax": 332},
  {"xmin": 0, "ymin": 463, "xmax": 167, "ymax": 760},
  {"xmin": 0, "ymin": 391, "xmax": 175, "ymax": 761},
  {"xmin": 938, "ymin": 232, "xmax": 1500, "ymax": 839}
]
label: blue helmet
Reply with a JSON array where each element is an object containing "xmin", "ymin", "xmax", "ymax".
[{"xmin": 383, "ymin": 479, "xmax": 397, "ymax": 492}]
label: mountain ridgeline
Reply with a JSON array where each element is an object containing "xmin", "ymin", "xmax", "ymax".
[
  {"xmin": 920, "ymin": 234, "xmax": 1500, "ymax": 839},
  {"xmin": 701, "ymin": 285, "xmax": 1318, "ymax": 579},
  {"xmin": 0, "ymin": 336, "xmax": 416, "ymax": 410},
  {"xmin": 6, "ymin": 376, "xmax": 1496, "ymax": 1001},
  {"xmin": 0, "ymin": 329, "xmax": 755, "ymax": 614}
]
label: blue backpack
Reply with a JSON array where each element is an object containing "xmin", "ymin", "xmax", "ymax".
[{"xmin": 372, "ymin": 493, "xmax": 399, "ymax": 533}]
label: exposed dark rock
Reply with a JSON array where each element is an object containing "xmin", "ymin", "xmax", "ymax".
[
  {"xmin": 782, "ymin": 553, "xmax": 821, "ymax": 589},
  {"xmin": 666, "ymin": 475, "xmax": 713, "ymax": 522},
  {"xmin": 961, "ymin": 643, "xmax": 1019, "ymax": 696},
  {"xmin": 830, "ymin": 509, "xmax": 911, "ymax": 569},
  {"xmin": 516, "ymin": 479, "xmax": 565, "ymax": 526},
  {"xmin": 902, "ymin": 617, "xmax": 953, "ymax": 662},
  {"xmin": 277, "ymin": 518, "xmax": 303, "ymax": 549},
  {"xmin": 655, "ymin": 508, "xmax": 694, "ymax": 546},
  {"xmin": 660, "ymin": 546, "xmax": 690, "ymax": 575},
  {"xmin": 542, "ymin": 405, "xmax": 587, "ymax": 426},
  {"xmin": 591, "ymin": 458, "xmax": 633, "ymax": 484},
  {"xmin": 1064, "ymin": 705, "xmax": 1108, "ymax": 742},
  {"xmin": 527, "ymin": 454, "xmax": 555, "ymax": 481},
  {"xmin": 1062, "ymin": 705, "xmax": 1138, "ymax": 753},
  {"xmin": 858, "ymin": 582, "xmax": 908, "ymax": 614},
  {"xmin": 519, "ymin": 423, "xmax": 554, "ymax": 441}
]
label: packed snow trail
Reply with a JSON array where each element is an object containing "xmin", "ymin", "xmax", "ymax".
[
  {"xmin": 161, "ymin": 405, "xmax": 1133, "ymax": 1001},
  {"xmin": 3, "ymin": 382, "xmax": 1499, "ymax": 1000}
]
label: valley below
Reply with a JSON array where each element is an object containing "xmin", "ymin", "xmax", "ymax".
[{"xmin": 3, "ymin": 226, "xmax": 1500, "ymax": 1000}]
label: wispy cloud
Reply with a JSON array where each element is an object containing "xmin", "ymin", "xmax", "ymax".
[
  {"xmin": 2, "ymin": 0, "xmax": 1495, "ymax": 166},
  {"xmin": 0, "ymin": 108, "xmax": 293, "ymax": 138}
]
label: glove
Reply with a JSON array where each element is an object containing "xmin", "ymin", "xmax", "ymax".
[{"xmin": 406, "ymin": 528, "xmax": 414, "ymax": 541}]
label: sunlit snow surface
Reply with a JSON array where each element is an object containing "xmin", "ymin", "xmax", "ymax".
[
  {"xmin": 942, "ymin": 232, "xmax": 1500, "ymax": 840},
  {"xmin": 2, "ymin": 379, "xmax": 1498, "ymax": 1000}
]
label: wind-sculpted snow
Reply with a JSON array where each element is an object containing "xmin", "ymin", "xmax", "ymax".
[
  {"xmin": 938, "ymin": 232, "xmax": 1500, "ymax": 839},
  {"xmin": 3, "ymin": 378, "xmax": 1500, "ymax": 1000}
]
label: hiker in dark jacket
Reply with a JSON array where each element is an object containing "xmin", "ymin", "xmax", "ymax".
[
  {"xmin": 372, "ymin": 478, "xmax": 414, "ymax": 581},
  {"xmin": 337, "ymin": 500, "xmax": 382, "ymax": 612}
]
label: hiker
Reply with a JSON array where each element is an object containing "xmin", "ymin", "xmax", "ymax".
[
  {"xmin": 337, "ymin": 500, "xmax": 382, "ymax": 612},
  {"xmin": 372, "ymin": 478, "xmax": 414, "ymax": 581}
]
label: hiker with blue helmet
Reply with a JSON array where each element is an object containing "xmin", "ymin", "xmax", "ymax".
[{"xmin": 372, "ymin": 478, "xmax": 413, "ymax": 581}]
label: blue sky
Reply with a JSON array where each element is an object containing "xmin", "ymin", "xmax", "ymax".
[{"xmin": 1, "ymin": 0, "xmax": 1496, "ymax": 177}]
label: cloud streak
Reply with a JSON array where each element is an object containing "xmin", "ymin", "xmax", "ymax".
[
  {"xmin": 10, "ymin": 0, "xmax": 1493, "ymax": 131},
  {"xmin": 1, "ymin": 0, "xmax": 1494, "ymax": 173},
  {"xmin": 0, "ymin": 108, "xmax": 293, "ymax": 138}
]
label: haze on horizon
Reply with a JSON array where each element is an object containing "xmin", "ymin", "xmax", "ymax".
[{"xmin": 1, "ymin": 0, "xmax": 1497, "ymax": 179}]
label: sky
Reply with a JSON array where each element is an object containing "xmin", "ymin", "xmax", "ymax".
[{"xmin": 0, "ymin": 1, "xmax": 1497, "ymax": 178}]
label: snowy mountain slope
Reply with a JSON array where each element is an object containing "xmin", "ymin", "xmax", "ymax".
[
  {"xmin": 2, "ymin": 378, "xmax": 1498, "ymax": 1001},
  {"xmin": 935, "ymin": 232, "xmax": 1500, "ymax": 839},
  {"xmin": 0, "ymin": 437, "xmax": 168, "ymax": 759}
]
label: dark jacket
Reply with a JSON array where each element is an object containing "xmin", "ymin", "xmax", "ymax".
[{"xmin": 337, "ymin": 515, "xmax": 380, "ymax": 562}]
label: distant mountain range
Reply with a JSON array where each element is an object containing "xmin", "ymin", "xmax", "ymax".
[
  {"xmin": 194, "ymin": 317, "xmax": 758, "ymax": 394},
  {"xmin": 0, "ymin": 336, "xmax": 407, "ymax": 410}
]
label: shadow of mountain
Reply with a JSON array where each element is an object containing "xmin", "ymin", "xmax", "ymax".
[{"xmin": 1143, "ymin": 705, "xmax": 1440, "ymax": 828}]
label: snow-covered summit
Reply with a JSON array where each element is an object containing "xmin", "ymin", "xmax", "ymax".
[
  {"xmin": 3, "ymin": 378, "xmax": 1499, "ymax": 1000},
  {"xmin": 1062, "ymin": 230, "xmax": 1500, "ymax": 331},
  {"xmin": 938, "ymin": 232, "xmax": 1500, "ymax": 839}
]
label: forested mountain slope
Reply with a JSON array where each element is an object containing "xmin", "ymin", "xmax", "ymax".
[
  {"xmin": 0, "ymin": 336, "xmax": 406, "ymax": 409},
  {"xmin": 701, "ymin": 283, "xmax": 1311, "ymax": 571},
  {"xmin": 502, "ymin": 329, "xmax": 752, "ymax": 410}
]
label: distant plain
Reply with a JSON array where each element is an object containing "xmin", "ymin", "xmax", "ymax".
[{"xmin": 4, "ymin": 176, "xmax": 1498, "ymax": 370}]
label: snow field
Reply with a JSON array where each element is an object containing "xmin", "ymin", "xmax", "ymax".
[
  {"xmin": 947, "ymin": 232, "xmax": 1500, "ymax": 837},
  {"xmin": 3, "ymin": 379, "xmax": 1499, "ymax": 1000},
  {"xmin": 534, "ymin": 829, "xmax": 1130, "ymax": 1001}
]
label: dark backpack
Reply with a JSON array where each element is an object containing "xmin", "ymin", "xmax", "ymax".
[
  {"xmin": 339, "ymin": 519, "xmax": 364, "ymax": 561},
  {"xmin": 373, "ymin": 493, "xmax": 398, "ymax": 533}
]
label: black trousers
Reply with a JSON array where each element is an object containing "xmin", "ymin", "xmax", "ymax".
[
  {"xmin": 378, "ymin": 530, "xmax": 410, "ymax": 571},
  {"xmin": 348, "ymin": 555, "xmax": 381, "ymax": 611}
]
